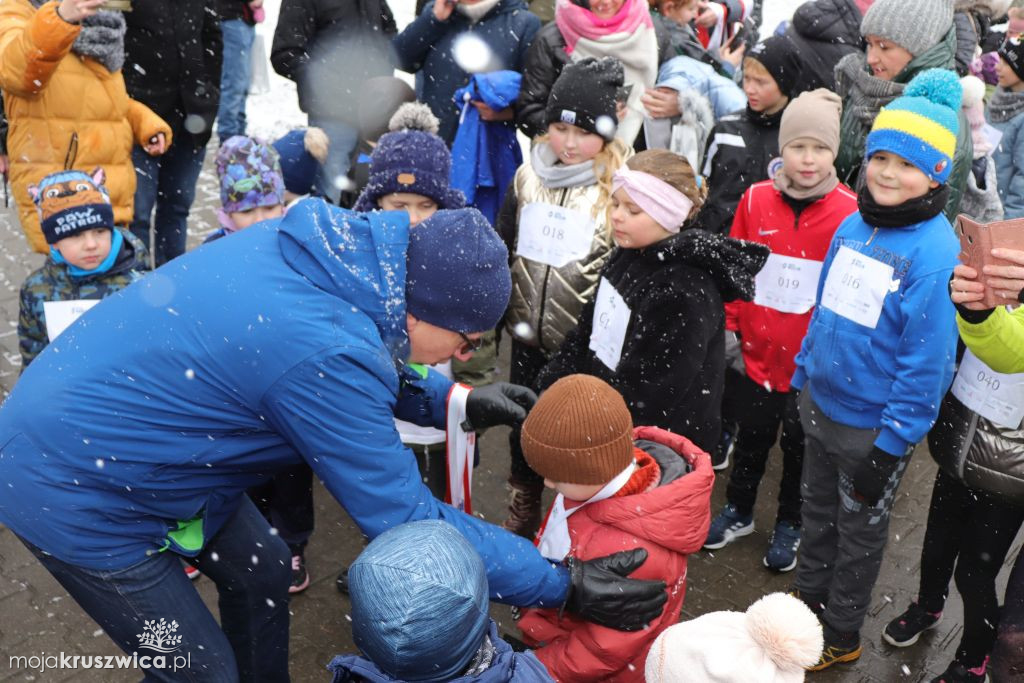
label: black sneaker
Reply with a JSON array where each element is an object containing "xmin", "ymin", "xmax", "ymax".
[
  {"xmin": 930, "ymin": 659, "xmax": 987, "ymax": 683},
  {"xmin": 289, "ymin": 553, "xmax": 309, "ymax": 594},
  {"xmin": 712, "ymin": 429, "xmax": 735, "ymax": 471},
  {"xmin": 883, "ymin": 602, "xmax": 942, "ymax": 647},
  {"xmin": 808, "ymin": 623, "xmax": 861, "ymax": 671},
  {"xmin": 336, "ymin": 566, "xmax": 349, "ymax": 595}
]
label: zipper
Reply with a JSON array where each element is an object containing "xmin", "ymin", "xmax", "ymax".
[
  {"xmin": 865, "ymin": 227, "xmax": 879, "ymax": 246},
  {"xmin": 534, "ymin": 187, "xmax": 570, "ymax": 350}
]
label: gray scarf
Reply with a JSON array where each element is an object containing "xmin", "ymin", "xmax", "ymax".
[
  {"xmin": 987, "ymin": 88, "xmax": 1024, "ymax": 124},
  {"xmin": 71, "ymin": 11, "xmax": 126, "ymax": 73},
  {"xmin": 834, "ymin": 52, "xmax": 906, "ymax": 130},
  {"xmin": 531, "ymin": 142, "xmax": 599, "ymax": 190}
]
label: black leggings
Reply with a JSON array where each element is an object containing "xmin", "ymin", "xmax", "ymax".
[{"xmin": 918, "ymin": 467, "xmax": 1024, "ymax": 667}]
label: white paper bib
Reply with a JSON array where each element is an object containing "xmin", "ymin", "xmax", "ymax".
[
  {"xmin": 820, "ymin": 246, "xmax": 895, "ymax": 329},
  {"xmin": 951, "ymin": 348, "xmax": 1024, "ymax": 429},
  {"xmin": 43, "ymin": 299, "xmax": 100, "ymax": 342},
  {"xmin": 753, "ymin": 253, "xmax": 824, "ymax": 314},
  {"xmin": 589, "ymin": 277, "xmax": 631, "ymax": 371},
  {"xmin": 516, "ymin": 202, "xmax": 597, "ymax": 268}
]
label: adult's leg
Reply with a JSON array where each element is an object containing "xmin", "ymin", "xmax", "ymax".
[
  {"xmin": 724, "ymin": 373, "xmax": 784, "ymax": 516},
  {"xmin": 775, "ymin": 389, "xmax": 805, "ymax": 525},
  {"xmin": 152, "ymin": 138, "xmax": 208, "ymax": 265},
  {"xmin": 217, "ymin": 20, "xmax": 255, "ymax": 141},
  {"xmin": 130, "ymin": 146, "xmax": 160, "ymax": 268},
  {"xmin": 307, "ymin": 117, "xmax": 359, "ymax": 204}
]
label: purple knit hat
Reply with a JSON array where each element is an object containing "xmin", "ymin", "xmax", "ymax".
[{"xmin": 215, "ymin": 136, "xmax": 286, "ymax": 213}]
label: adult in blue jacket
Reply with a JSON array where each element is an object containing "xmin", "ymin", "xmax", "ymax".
[{"xmin": 0, "ymin": 201, "xmax": 665, "ymax": 682}]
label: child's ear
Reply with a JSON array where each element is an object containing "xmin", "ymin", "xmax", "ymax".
[
  {"xmin": 27, "ymin": 183, "xmax": 40, "ymax": 201},
  {"xmin": 89, "ymin": 167, "xmax": 106, "ymax": 187},
  {"xmin": 929, "ymin": 180, "xmax": 940, "ymax": 189}
]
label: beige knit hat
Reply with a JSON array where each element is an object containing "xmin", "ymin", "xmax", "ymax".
[
  {"xmin": 521, "ymin": 374, "xmax": 634, "ymax": 485},
  {"xmin": 778, "ymin": 89, "xmax": 843, "ymax": 157}
]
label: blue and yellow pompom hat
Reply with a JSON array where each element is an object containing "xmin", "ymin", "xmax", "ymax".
[{"xmin": 865, "ymin": 69, "xmax": 963, "ymax": 184}]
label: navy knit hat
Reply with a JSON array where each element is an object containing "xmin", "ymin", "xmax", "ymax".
[
  {"xmin": 30, "ymin": 169, "xmax": 114, "ymax": 244},
  {"xmin": 348, "ymin": 520, "xmax": 490, "ymax": 682},
  {"xmin": 272, "ymin": 128, "xmax": 329, "ymax": 197},
  {"xmin": 354, "ymin": 103, "xmax": 465, "ymax": 212},
  {"xmin": 406, "ymin": 208, "xmax": 511, "ymax": 334}
]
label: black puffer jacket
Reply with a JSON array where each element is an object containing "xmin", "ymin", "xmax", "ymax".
[
  {"xmin": 271, "ymin": 0, "xmax": 397, "ymax": 123},
  {"xmin": 534, "ymin": 229, "xmax": 768, "ymax": 452},
  {"xmin": 784, "ymin": 0, "xmax": 862, "ymax": 92},
  {"xmin": 217, "ymin": 0, "xmax": 256, "ymax": 23},
  {"xmin": 123, "ymin": 1, "xmax": 223, "ymax": 147}
]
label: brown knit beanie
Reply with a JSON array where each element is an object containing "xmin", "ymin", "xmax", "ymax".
[
  {"xmin": 778, "ymin": 89, "xmax": 843, "ymax": 157},
  {"xmin": 521, "ymin": 375, "xmax": 634, "ymax": 485}
]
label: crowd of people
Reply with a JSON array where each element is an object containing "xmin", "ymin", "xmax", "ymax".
[{"xmin": 5, "ymin": 0, "xmax": 1024, "ymax": 681}]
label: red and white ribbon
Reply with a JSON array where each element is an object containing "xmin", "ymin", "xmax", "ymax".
[{"xmin": 444, "ymin": 384, "xmax": 476, "ymax": 514}]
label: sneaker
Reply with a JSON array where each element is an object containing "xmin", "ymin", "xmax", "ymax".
[
  {"xmin": 712, "ymin": 429, "xmax": 735, "ymax": 471},
  {"xmin": 289, "ymin": 554, "xmax": 310, "ymax": 594},
  {"xmin": 930, "ymin": 658, "xmax": 988, "ymax": 683},
  {"xmin": 501, "ymin": 477, "xmax": 544, "ymax": 540},
  {"xmin": 788, "ymin": 588, "xmax": 826, "ymax": 617},
  {"xmin": 883, "ymin": 602, "xmax": 942, "ymax": 648},
  {"xmin": 808, "ymin": 624, "xmax": 862, "ymax": 671},
  {"xmin": 763, "ymin": 521, "xmax": 801, "ymax": 572},
  {"xmin": 184, "ymin": 563, "xmax": 200, "ymax": 581},
  {"xmin": 336, "ymin": 567, "xmax": 349, "ymax": 595},
  {"xmin": 703, "ymin": 503, "xmax": 754, "ymax": 550}
]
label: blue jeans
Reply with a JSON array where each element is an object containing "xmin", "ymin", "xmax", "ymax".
[
  {"xmin": 131, "ymin": 141, "xmax": 207, "ymax": 267},
  {"xmin": 307, "ymin": 117, "xmax": 358, "ymax": 204},
  {"xmin": 21, "ymin": 497, "xmax": 291, "ymax": 682},
  {"xmin": 217, "ymin": 20, "xmax": 255, "ymax": 141}
]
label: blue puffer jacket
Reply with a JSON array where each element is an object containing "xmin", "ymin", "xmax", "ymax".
[
  {"xmin": 327, "ymin": 622, "xmax": 553, "ymax": 683},
  {"xmin": 0, "ymin": 198, "xmax": 568, "ymax": 606},
  {"xmin": 393, "ymin": 0, "xmax": 540, "ymax": 144},
  {"xmin": 988, "ymin": 87, "xmax": 1024, "ymax": 219},
  {"xmin": 655, "ymin": 55, "xmax": 746, "ymax": 120}
]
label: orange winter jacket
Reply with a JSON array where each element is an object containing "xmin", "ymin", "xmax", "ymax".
[{"xmin": 0, "ymin": 0, "xmax": 171, "ymax": 253}]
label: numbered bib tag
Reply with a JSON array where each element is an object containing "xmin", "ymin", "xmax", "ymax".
[
  {"xmin": 43, "ymin": 299, "xmax": 100, "ymax": 342},
  {"xmin": 820, "ymin": 246, "xmax": 895, "ymax": 329},
  {"xmin": 754, "ymin": 253, "xmax": 824, "ymax": 314},
  {"xmin": 951, "ymin": 348, "xmax": 1024, "ymax": 429},
  {"xmin": 589, "ymin": 277, "xmax": 631, "ymax": 371},
  {"xmin": 516, "ymin": 202, "xmax": 597, "ymax": 268}
]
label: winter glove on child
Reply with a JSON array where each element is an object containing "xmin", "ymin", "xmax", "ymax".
[
  {"xmin": 563, "ymin": 549, "xmax": 668, "ymax": 631},
  {"xmin": 851, "ymin": 447, "xmax": 901, "ymax": 506},
  {"xmin": 463, "ymin": 382, "xmax": 537, "ymax": 430}
]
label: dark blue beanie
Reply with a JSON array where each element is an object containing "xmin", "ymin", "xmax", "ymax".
[
  {"xmin": 272, "ymin": 128, "xmax": 326, "ymax": 197},
  {"xmin": 406, "ymin": 208, "xmax": 510, "ymax": 334}
]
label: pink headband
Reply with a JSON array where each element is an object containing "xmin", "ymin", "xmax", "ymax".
[{"xmin": 611, "ymin": 167, "xmax": 694, "ymax": 234}]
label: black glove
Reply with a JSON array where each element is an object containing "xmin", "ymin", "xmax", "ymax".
[
  {"xmin": 851, "ymin": 446, "xmax": 901, "ymax": 506},
  {"xmin": 563, "ymin": 549, "xmax": 667, "ymax": 631},
  {"xmin": 463, "ymin": 382, "xmax": 537, "ymax": 431}
]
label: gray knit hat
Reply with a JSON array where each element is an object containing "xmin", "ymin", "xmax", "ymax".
[{"xmin": 860, "ymin": 0, "xmax": 954, "ymax": 57}]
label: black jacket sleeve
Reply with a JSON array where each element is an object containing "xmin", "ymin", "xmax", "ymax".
[
  {"xmin": 271, "ymin": 0, "xmax": 316, "ymax": 82},
  {"xmin": 516, "ymin": 23, "xmax": 564, "ymax": 139},
  {"xmin": 495, "ymin": 179, "xmax": 519, "ymax": 259}
]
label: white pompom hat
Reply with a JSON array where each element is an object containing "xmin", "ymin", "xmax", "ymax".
[{"xmin": 645, "ymin": 593, "xmax": 824, "ymax": 683}]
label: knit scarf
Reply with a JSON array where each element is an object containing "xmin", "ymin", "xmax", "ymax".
[
  {"xmin": 555, "ymin": 0, "xmax": 658, "ymax": 144},
  {"xmin": 72, "ymin": 11, "xmax": 126, "ymax": 73},
  {"xmin": 987, "ymin": 87, "xmax": 1024, "ymax": 124},
  {"xmin": 613, "ymin": 449, "xmax": 660, "ymax": 497},
  {"xmin": 857, "ymin": 184, "xmax": 950, "ymax": 228},
  {"xmin": 773, "ymin": 165, "xmax": 839, "ymax": 201},
  {"xmin": 531, "ymin": 141, "xmax": 599, "ymax": 189},
  {"xmin": 834, "ymin": 52, "xmax": 906, "ymax": 130}
]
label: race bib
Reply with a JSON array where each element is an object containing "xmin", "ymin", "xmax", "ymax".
[
  {"xmin": 516, "ymin": 202, "xmax": 597, "ymax": 268},
  {"xmin": 43, "ymin": 299, "xmax": 100, "ymax": 342},
  {"xmin": 753, "ymin": 253, "xmax": 824, "ymax": 314},
  {"xmin": 589, "ymin": 277, "xmax": 631, "ymax": 371},
  {"xmin": 820, "ymin": 246, "xmax": 895, "ymax": 329},
  {"xmin": 951, "ymin": 348, "xmax": 1024, "ymax": 429}
]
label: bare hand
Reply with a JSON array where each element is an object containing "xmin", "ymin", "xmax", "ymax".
[
  {"xmin": 719, "ymin": 40, "xmax": 746, "ymax": 68},
  {"xmin": 58, "ymin": 0, "xmax": 105, "ymax": 23},
  {"xmin": 696, "ymin": 7, "xmax": 717, "ymax": 28},
  {"xmin": 472, "ymin": 101, "xmax": 514, "ymax": 122},
  {"xmin": 143, "ymin": 132, "xmax": 167, "ymax": 156},
  {"xmin": 640, "ymin": 87, "xmax": 680, "ymax": 119},
  {"xmin": 950, "ymin": 263, "xmax": 989, "ymax": 310},
  {"xmin": 433, "ymin": 0, "xmax": 456, "ymax": 22},
  {"xmin": 982, "ymin": 248, "xmax": 1024, "ymax": 302},
  {"xmin": 248, "ymin": 0, "xmax": 264, "ymax": 7}
]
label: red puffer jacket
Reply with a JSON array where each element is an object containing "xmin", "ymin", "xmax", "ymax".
[
  {"xmin": 517, "ymin": 426, "xmax": 714, "ymax": 683},
  {"xmin": 725, "ymin": 179, "xmax": 858, "ymax": 392}
]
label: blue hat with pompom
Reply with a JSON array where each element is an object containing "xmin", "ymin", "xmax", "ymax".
[{"xmin": 865, "ymin": 68, "xmax": 962, "ymax": 184}]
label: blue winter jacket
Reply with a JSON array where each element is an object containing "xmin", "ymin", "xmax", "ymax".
[
  {"xmin": 0, "ymin": 198, "xmax": 569, "ymax": 606},
  {"xmin": 655, "ymin": 55, "xmax": 747, "ymax": 120},
  {"xmin": 989, "ymin": 89, "xmax": 1024, "ymax": 219},
  {"xmin": 791, "ymin": 209, "xmax": 960, "ymax": 456},
  {"xmin": 393, "ymin": 0, "xmax": 540, "ymax": 144},
  {"xmin": 327, "ymin": 622, "xmax": 553, "ymax": 683}
]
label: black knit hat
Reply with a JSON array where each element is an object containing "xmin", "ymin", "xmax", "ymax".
[
  {"xmin": 1000, "ymin": 36, "xmax": 1024, "ymax": 82},
  {"xmin": 544, "ymin": 57, "xmax": 624, "ymax": 141},
  {"xmin": 746, "ymin": 34, "xmax": 802, "ymax": 99}
]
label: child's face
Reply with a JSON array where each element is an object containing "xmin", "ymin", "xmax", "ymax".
[
  {"xmin": 781, "ymin": 138, "xmax": 835, "ymax": 190},
  {"xmin": 230, "ymin": 204, "xmax": 285, "ymax": 230},
  {"xmin": 865, "ymin": 151, "xmax": 939, "ymax": 206},
  {"xmin": 997, "ymin": 56, "xmax": 1024, "ymax": 90},
  {"xmin": 379, "ymin": 193, "xmax": 439, "ymax": 227},
  {"xmin": 864, "ymin": 35, "xmax": 913, "ymax": 82},
  {"xmin": 609, "ymin": 188, "xmax": 674, "ymax": 249},
  {"xmin": 742, "ymin": 63, "xmax": 787, "ymax": 114},
  {"xmin": 660, "ymin": 0, "xmax": 699, "ymax": 25},
  {"xmin": 544, "ymin": 478, "xmax": 605, "ymax": 502},
  {"xmin": 54, "ymin": 228, "xmax": 112, "ymax": 270},
  {"xmin": 547, "ymin": 122, "xmax": 605, "ymax": 165},
  {"xmin": 589, "ymin": 0, "xmax": 625, "ymax": 19}
]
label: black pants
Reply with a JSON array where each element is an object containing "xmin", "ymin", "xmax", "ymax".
[
  {"xmin": 408, "ymin": 441, "xmax": 448, "ymax": 500},
  {"xmin": 248, "ymin": 463, "xmax": 314, "ymax": 555},
  {"xmin": 919, "ymin": 467, "xmax": 1024, "ymax": 668},
  {"xmin": 725, "ymin": 373, "xmax": 804, "ymax": 525},
  {"xmin": 509, "ymin": 340, "xmax": 550, "ymax": 484}
]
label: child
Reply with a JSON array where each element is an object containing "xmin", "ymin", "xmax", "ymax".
[
  {"xmin": 516, "ymin": 374, "xmax": 713, "ymax": 682},
  {"xmin": 271, "ymin": 127, "xmax": 329, "ymax": 206},
  {"xmin": 990, "ymin": 36, "xmax": 1024, "ymax": 218},
  {"xmin": 692, "ymin": 34, "xmax": 801, "ymax": 235},
  {"xmin": 703, "ymin": 90, "xmax": 858, "ymax": 572},
  {"xmin": 959, "ymin": 74, "xmax": 1004, "ymax": 222},
  {"xmin": 789, "ymin": 69, "xmax": 962, "ymax": 671},
  {"xmin": 329, "ymin": 519, "xmax": 552, "ymax": 683},
  {"xmin": 644, "ymin": 593, "xmax": 823, "ymax": 682},
  {"xmin": 207, "ymin": 135, "xmax": 286, "ymax": 242},
  {"xmin": 496, "ymin": 57, "xmax": 630, "ymax": 539},
  {"xmin": 534, "ymin": 149, "xmax": 768, "ymax": 456},
  {"xmin": 19, "ymin": 168, "xmax": 146, "ymax": 370}
]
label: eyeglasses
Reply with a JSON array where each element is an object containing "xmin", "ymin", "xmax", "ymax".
[{"xmin": 458, "ymin": 332, "xmax": 484, "ymax": 355}]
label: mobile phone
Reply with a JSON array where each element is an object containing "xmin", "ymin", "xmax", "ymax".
[
  {"xmin": 727, "ymin": 24, "xmax": 746, "ymax": 51},
  {"xmin": 956, "ymin": 214, "xmax": 1024, "ymax": 308}
]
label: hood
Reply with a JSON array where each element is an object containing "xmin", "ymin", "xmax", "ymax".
[
  {"xmin": 792, "ymin": 0, "xmax": 863, "ymax": 45},
  {"xmin": 583, "ymin": 426, "xmax": 714, "ymax": 556},
  {"xmin": 897, "ymin": 26, "xmax": 958, "ymax": 83},
  {"xmin": 988, "ymin": 87, "xmax": 1024, "ymax": 123},
  {"xmin": 277, "ymin": 197, "xmax": 410, "ymax": 361},
  {"xmin": 645, "ymin": 229, "xmax": 770, "ymax": 302}
]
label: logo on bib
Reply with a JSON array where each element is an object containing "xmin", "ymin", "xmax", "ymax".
[
  {"xmin": 767, "ymin": 156, "xmax": 784, "ymax": 178},
  {"xmin": 560, "ymin": 109, "xmax": 577, "ymax": 125}
]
